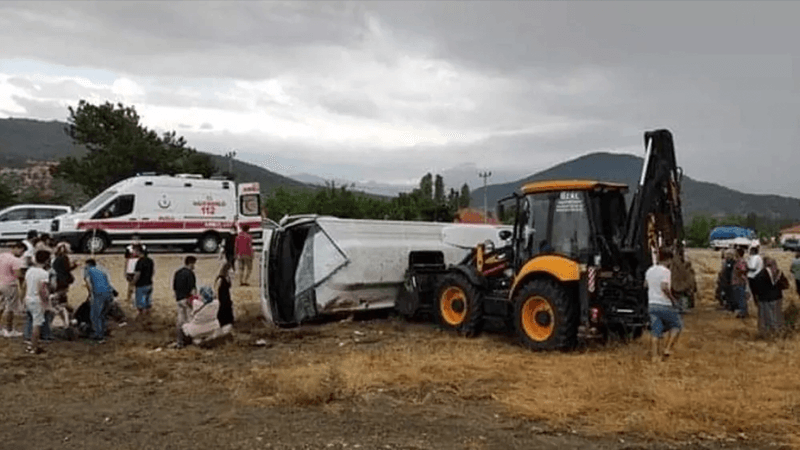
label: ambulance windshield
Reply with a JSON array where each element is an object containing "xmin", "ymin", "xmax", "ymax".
[{"xmin": 79, "ymin": 190, "xmax": 117, "ymax": 213}]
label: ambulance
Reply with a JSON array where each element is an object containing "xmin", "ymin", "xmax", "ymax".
[{"xmin": 51, "ymin": 174, "xmax": 263, "ymax": 254}]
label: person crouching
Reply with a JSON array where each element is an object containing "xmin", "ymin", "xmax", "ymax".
[{"xmin": 178, "ymin": 286, "xmax": 228, "ymax": 347}]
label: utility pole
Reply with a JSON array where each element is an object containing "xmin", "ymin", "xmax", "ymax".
[{"xmin": 478, "ymin": 171, "xmax": 492, "ymax": 223}]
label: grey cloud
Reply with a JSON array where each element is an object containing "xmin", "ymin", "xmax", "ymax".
[
  {"xmin": 7, "ymin": 77, "xmax": 36, "ymax": 90},
  {"xmin": 318, "ymin": 91, "xmax": 381, "ymax": 119},
  {"xmin": 2, "ymin": 1, "xmax": 799, "ymax": 196},
  {"xmin": 0, "ymin": 2, "xmax": 372, "ymax": 79},
  {"xmin": 35, "ymin": 79, "xmax": 111, "ymax": 101},
  {"xmin": 200, "ymin": 122, "xmax": 213, "ymax": 130},
  {"xmin": 9, "ymin": 95, "xmax": 68, "ymax": 120},
  {"xmin": 366, "ymin": 2, "xmax": 799, "ymax": 74}
]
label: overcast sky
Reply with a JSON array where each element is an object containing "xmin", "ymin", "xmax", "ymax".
[{"xmin": 0, "ymin": 1, "xmax": 797, "ymax": 196}]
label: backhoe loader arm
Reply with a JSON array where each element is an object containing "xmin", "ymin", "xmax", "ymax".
[{"xmin": 623, "ymin": 129, "xmax": 686, "ymax": 273}]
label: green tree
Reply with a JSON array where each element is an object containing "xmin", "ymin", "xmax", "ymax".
[
  {"xmin": 55, "ymin": 100, "xmax": 218, "ymax": 196},
  {"xmin": 419, "ymin": 173, "xmax": 433, "ymax": 200},
  {"xmin": 0, "ymin": 175, "xmax": 16, "ymax": 209},
  {"xmin": 685, "ymin": 215, "xmax": 717, "ymax": 247},
  {"xmin": 434, "ymin": 174, "xmax": 445, "ymax": 205},
  {"xmin": 459, "ymin": 183, "xmax": 471, "ymax": 208}
]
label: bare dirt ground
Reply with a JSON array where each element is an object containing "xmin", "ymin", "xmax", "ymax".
[{"xmin": 1, "ymin": 248, "xmax": 798, "ymax": 450}]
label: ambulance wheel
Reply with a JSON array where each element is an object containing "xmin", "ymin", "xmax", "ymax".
[
  {"xmin": 81, "ymin": 232, "xmax": 108, "ymax": 254},
  {"xmin": 199, "ymin": 233, "xmax": 220, "ymax": 253}
]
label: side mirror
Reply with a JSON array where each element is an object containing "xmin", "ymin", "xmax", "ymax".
[{"xmin": 499, "ymin": 230, "xmax": 512, "ymax": 241}]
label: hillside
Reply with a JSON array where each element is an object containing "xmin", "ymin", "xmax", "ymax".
[
  {"xmin": 0, "ymin": 117, "xmax": 311, "ymax": 194},
  {"xmin": 471, "ymin": 152, "xmax": 800, "ymax": 221}
]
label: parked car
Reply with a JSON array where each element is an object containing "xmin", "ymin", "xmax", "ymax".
[
  {"xmin": 0, "ymin": 204, "xmax": 72, "ymax": 244},
  {"xmin": 782, "ymin": 238, "xmax": 800, "ymax": 252}
]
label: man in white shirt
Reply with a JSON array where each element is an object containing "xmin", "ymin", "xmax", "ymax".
[
  {"xmin": 746, "ymin": 244, "xmax": 764, "ymax": 302},
  {"xmin": 644, "ymin": 248, "xmax": 683, "ymax": 362},
  {"xmin": 24, "ymin": 249, "xmax": 51, "ymax": 354}
]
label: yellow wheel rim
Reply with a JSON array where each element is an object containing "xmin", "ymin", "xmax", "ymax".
[
  {"xmin": 440, "ymin": 286, "xmax": 468, "ymax": 326},
  {"xmin": 521, "ymin": 296, "xmax": 555, "ymax": 342}
]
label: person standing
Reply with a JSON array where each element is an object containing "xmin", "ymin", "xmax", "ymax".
[
  {"xmin": 215, "ymin": 262, "xmax": 234, "ymax": 327},
  {"xmin": 124, "ymin": 236, "xmax": 145, "ymax": 304},
  {"xmin": 83, "ymin": 259, "xmax": 115, "ymax": 341},
  {"xmin": 0, "ymin": 242, "xmax": 25, "ymax": 338},
  {"xmin": 220, "ymin": 224, "xmax": 237, "ymax": 271},
  {"xmin": 235, "ymin": 224, "xmax": 254, "ymax": 286},
  {"xmin": 731, "ymin": 247, "xmax": 749, "ymax": 319},
  {"xmin": 756, "ymin": 257, "xmax": 788, "ymax": 338},
  {"xmin": 51, "ymin": 242, "xmax": 77, "ymax": 305},
  {"xmin": 172, "ymin": 255, "xmax": 197, "ymax": 348},
  {"xmin": 791, "ymin": 251, "xmax": 800, "ymax": 297},
  {"xmin": 746, "ymin": 244, "xmax": 764, "ymax": 303},
  {"xmin": 132, "ymin": 244, "xmax": 154, "ymax": 322},
  {"xmin": 645, "ymin": 248, "xmax": 683, "ymax": 362},
  {"xmin": 21, "ymin": 230, "xmax": 38, "ymax": 270},
  {"xmin": 24, "ymin": 250, "xmax": 51, "ymax": 354}
]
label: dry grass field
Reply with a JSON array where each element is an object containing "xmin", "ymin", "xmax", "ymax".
[{"xmin": 1, "ymin": 248, "xmax": 799, "ymax": 449}]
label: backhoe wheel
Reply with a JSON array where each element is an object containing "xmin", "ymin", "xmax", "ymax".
[
  {"xmin": 435, "ymin": 273, "xmax": 483, "ymax": 337},
  {"xmin": 513, "ymin": 279, "xmax": 577, "ymax": 350}
]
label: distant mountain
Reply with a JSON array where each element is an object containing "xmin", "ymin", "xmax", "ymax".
[
  {"xmin": 290, "ymin": 173, "xmax": 351, "ymax": 187},
  {"xmin": 0, "ymin": 118, "xmax": 87, "ymax": 166},
  {"xmin": 0, "ymin": 117, "xmax": 311, "ymax": 194},
  {"xmin": 290, "ymin": 173, "xmax": 407, "ymax": 197},
  {"xmin": 471, "ymin": 152, "xmax": 800, "ymax": 221}
]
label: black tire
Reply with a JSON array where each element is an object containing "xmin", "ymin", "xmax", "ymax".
[
  {"xmin": 513, "ymin": 278, "xmax": 577, "ymax": 350},
  {"xmin": 396, "ymin": 269, "xmax": 421, "ymax": 319},
  {"xmin": 199, "ymin": 233, "xmax": 220, "ymax": 253},
  {"xmin": 434, "ymin": 273, "xmax": 483, "ymax": 337},
  {"xmin": 81, "ymin": 232, "xmax": 109, "ymax": 254}
]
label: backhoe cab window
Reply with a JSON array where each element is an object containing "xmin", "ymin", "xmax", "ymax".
[
  {"xmin": 551, "ymin": 191, "xmax": 590, "ymax": 259},
  {"xmin": 524, "ymin": 191, "xmax": 591, "ymax": 260},
  {"xmin": 521, "ymin": 195, "xmax": 550, "ymax": 258},
  {"xmin": 591, "ymin": 191, "xmax": 627, "ymax": 245}
]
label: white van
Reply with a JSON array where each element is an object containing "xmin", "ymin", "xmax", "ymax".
[
  {"xmin": 260, "ymin": 215, "xmax": 512, "ymax": 326},
  {"xmin": 0, "ymin": 204, "xmax": 72, "ymax": 244},
  {"xmin": 51, "ymin": 174, "xmax": 262, "ymax": 253}
]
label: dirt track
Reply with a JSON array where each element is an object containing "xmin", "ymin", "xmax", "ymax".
[{"xmin": 0, "ymin": 249, "xmax": 797, "ymax": 449}]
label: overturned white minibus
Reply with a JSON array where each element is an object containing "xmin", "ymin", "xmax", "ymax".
[{"xmin": 260, "ymin": 215, "xmax": 511, "ymax": 326}]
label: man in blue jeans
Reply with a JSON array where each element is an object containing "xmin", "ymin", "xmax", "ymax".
[
  {"xmin": 645, "ymin": 248, "xmax": 683, "ymax": 362},
  {"xmin": 83, "ymin": 259, "xmax": 115, "ymax": 341},
  {"xmin": 132, "ymin": 244, "xmax": 154, "ymax": 322}
]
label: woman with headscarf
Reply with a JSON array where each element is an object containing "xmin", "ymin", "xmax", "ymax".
[
  {"xmin": 756, "ymin": 257, "xmax": 788, "ymax": 337},
  {"xmin": 179, "ymin": 286, "xmax": 225, "ymax": 347},
  {"xmin": 51, "ymin": 242, "xmax": 77, "ymax": 305},
  {"xmin": 215, "ymin": 262, "xmax": 234, "ymax": 327}
]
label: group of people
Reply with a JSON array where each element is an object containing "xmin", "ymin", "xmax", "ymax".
[
  {"xmin": 716, "ymin": 244, "xmax": 793, "ymax": 336},
  {"xmin": 0, "ymin": 223, "xmax": 256, "ymax": 353},
  {"xmin": 645, "ymin": 243, "xmax": 796, "ymax": 363}
]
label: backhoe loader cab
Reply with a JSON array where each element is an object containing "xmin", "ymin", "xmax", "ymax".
[
  {"xmin": 508, "ymin": 180, "xmax": 629, "ymax": 269},
  {"xmin": 398, "ymin": 129, "xmax": 690, "ymax": 351}
]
